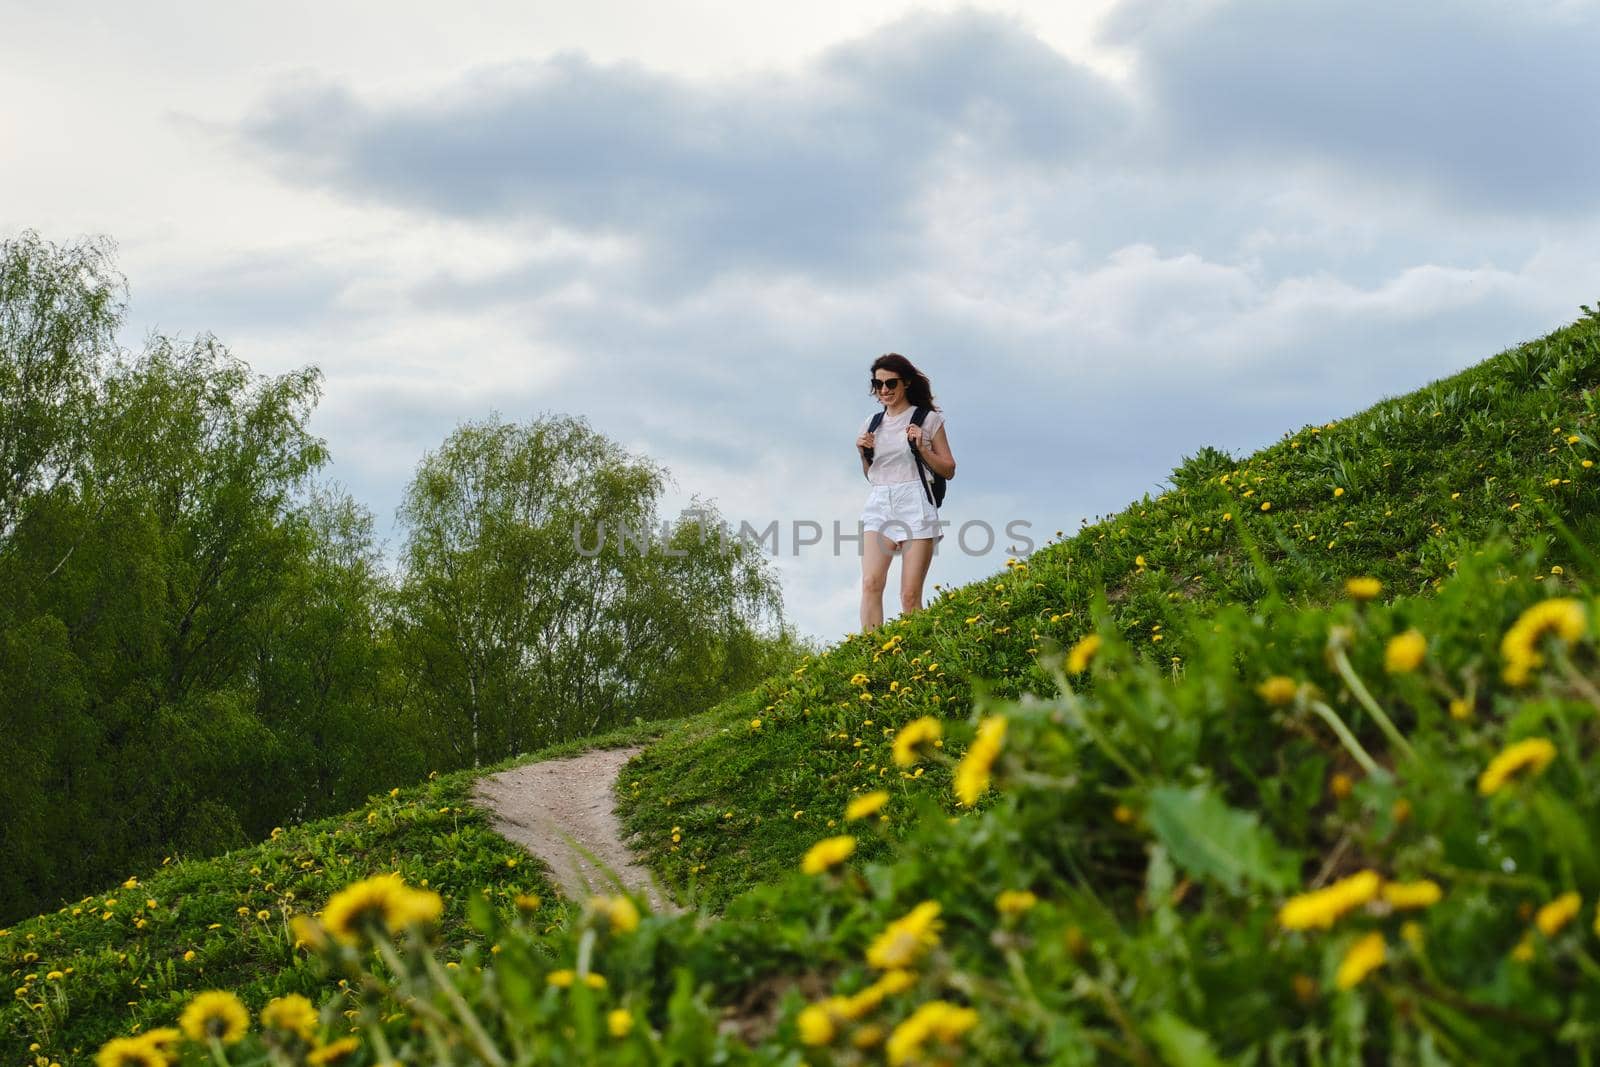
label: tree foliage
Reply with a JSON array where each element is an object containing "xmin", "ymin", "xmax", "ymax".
[
  {"xmin": 0, "ymin": 231, "xmax": 800, "ymax": 921},
  {"xmin": 396, "ymin": 415, "xmax": 795, "ymax": 765}
]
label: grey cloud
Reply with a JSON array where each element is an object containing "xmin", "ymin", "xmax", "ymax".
[
  {"xmin": 1105, "ymin": 0, "xmax": 1600, "ymax": 213},
  {"xmin": 237, "ymin": 10, "xmax": 1125, "ymax": 285}
]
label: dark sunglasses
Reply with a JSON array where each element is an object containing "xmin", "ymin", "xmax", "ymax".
[{"xmin": 870, "ymin": 377, "xmax": 902, "ymax": 392}]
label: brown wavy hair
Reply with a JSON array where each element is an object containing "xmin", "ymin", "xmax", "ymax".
[{"xmin": 869, "ymin": 353, "xmax": 939, "ymax": 411}]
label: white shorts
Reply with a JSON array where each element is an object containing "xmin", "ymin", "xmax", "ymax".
[{"xmin": 861, "ymin": 481, "xmax": 943, "ymax": 547}]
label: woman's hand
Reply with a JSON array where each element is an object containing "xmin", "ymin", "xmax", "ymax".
[
  {"xmin": 857, "ymin": 430, "xmax": 876, "ymax": 451},
  {"xmin": 906, "ymin": 424, "xmax": 925, "ymax": 450}
]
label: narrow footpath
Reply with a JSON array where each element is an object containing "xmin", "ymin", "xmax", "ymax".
[{"xmin": 471, "ymin": 746, "xmax": 671, "ymax": 909}]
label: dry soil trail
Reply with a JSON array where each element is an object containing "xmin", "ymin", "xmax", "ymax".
[{"xmin": 472, "ymin": 746, "xmax": 670, "ymax": 909}]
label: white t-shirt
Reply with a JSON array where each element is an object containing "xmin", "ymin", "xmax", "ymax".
[{"xmin": 860, "ymin": 406, "xmax": 945, "ymax": 486}]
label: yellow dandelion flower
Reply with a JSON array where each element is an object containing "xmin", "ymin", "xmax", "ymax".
[
  {"xmin": 1134, "ymin": 554, "xmax": 1147, "ymax": 568},
  {"xmin": 142, "ymin": 1028, "xmax": 180, "ymax": 1054},
  {"xmin": 886, "ymin": 1000, "xmax": 979, "ymax": 1066},
  {"xmin": 849, "ymin": 673, "xmax": 870, "ymax": 686},
  {"xmin": 1277, "ymin": 870, "xmax": 1382, "ymax": 930},
  {"xmin": 797, "ymin": 1002, "xmax": 837, "ymax": 1046},
  {"xmin": 749, "ymin": 718, "xmax": 762, "ymax": 729},
  {"xmin": 1536, "ymin": 892, "xmax": 1582, "ymax": 937},
  {"xmin": 953, "ymin": 716, "xmax": 1007, "ymax": 807},
  {"xmin": 261, "ymin": 993, "xmax": 319, "ymax": 1040},
  {"xmin": 1065, "ymin": 633, "xmax": 1102, "ymax": 675},
  {"xmin": 321, "ymin": 874, "xmax": 442, "ymax": 945},
  {"xmin": 1260, "ymin": 501, "xmax": 1272, "ymax": 511},
  {"xmin": 589, "ymin": 894, "xmax": 641, "ymax": 934},
  {"xmin": 1333, "ymin": 487, "xmax": 1345, "ymax": 497},
  {"xmin": 607, "ymin": 1009, "xmax": 634, "ymax": 1038},
  {"xmin": 853, "ymin": 1024, "xmax": 886, "ymax": 1049},
  {"xmin": 1381, "ymin": 881, "xmax": 1443, "ymax": 910},
  {"xmin": 1256, "ymin": 675, "xmax": 1298, "ymax": 707},
  {"xmin": 290, "ymin": 914, "xmax": 327, "ymax": 952},
  {"xmin": 1448, "ymin": 698, "xmax": 1472, "ymax": 721},
  {"xmin": 1500, "ymin": 598, "xmax": 1586, "ymax": 685},
  {"xmin": 1329, "ymin": 773, "xmax": 1353, "ymax": 800},
  {"xmin": 801, "ymin": 835, "xmax": 857, "ymax": 875},
  {"xmin": 1345, "ymin": 577, "xmax": 1382, "ymax": 601},
  {"xmin": 179, "ymin": 990, "xmax": 250, "ymax": 1045},
  {"xmin": 837, "ymin": 980, "xmax": 891, "ymax": 1020},
  {"xmin": 1384, "ymin": 629, "xmax": 1427, "ymax": 673},
  {"xmin": 1478, "ymin": 737, "xmax": 1557, "ymax": 796},
  {"xmin": 996, "ymin": 890, "xmax": 1038, "ymax": 916},
  {"xmin": 94, "ymin": 1037, "xmax": 165, "ymax": 1067},
  {"xmin": 306, "ymin": 1036, "xmax": 361, "ymax": 1065},
  {"xmin": 1335, "ymin": 932, "xmax": 1386, "ymax": 990},
  {"xmin": 892, "ymin": 717, "xmax": 942, "ymax": 767},
  {"xmin": 846, "ymin": 791, "xmax": 890, "ymax": 821},
  {"xmin": 866, "ymin": 901, "xmax": 942, "ymax": 969}
]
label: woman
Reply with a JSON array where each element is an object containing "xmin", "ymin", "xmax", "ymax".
[{"xmin": 855, "ymin": 353, "xmax": 957, "ymax": 632}]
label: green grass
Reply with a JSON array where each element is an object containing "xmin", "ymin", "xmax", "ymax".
[
  {"xmin": 13, "ymin": 310, "xmax": 1600, "ymax": 1065},
  {"xmin": 617, "ymin": 312, "xmax": 1600, "ymax": 907},
  {"xmin": 0, "ymin": 722, "xmax": 661, "ymax": 1062},
  {"xmin": 55, "ymin": 538, "xmax": 1600, "ymax": 1063}
]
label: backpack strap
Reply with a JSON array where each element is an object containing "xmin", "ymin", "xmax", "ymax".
[
  {"xmin": 908, "ymin": 407, "xmax": 937, "ymax": 507},
  {"xmin": 861, "ymin": 410, "xmax": 886, "ymax": 480}
]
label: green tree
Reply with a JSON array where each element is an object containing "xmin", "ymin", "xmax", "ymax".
[
  {"xmin": 396, "ymin": 414, "xmax": 794, "ymax": 765},
  {"xmin": 0, "ymin": 230, "xmax": 122, "ymax": 542},
  {"xmin": 0, "ymin": 232, "xmax": 423, "ymax": 920}
]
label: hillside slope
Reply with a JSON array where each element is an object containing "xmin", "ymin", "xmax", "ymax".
[
  {"xmin": 0, "ymin": 726, "xmax": 658, "ymax": 1060},
  {"xmin": 618, "ymin": 312, "xmax": 1600, "ymax": 905},
  {"xmin": 11, "ymin": 310, "xmax": 1600, "ymax": 1065}
]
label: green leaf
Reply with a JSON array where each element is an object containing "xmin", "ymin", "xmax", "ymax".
[
  {"xmin": 1146, "ymin": 1012, "xmax": 1228, "ymax": 1067},
  {"xmin": 1532, "ymin": 792, "xmax": 1600, "ymax": 885},
  {"xmin": 465, "ymin": 889, "xmax": 499, "ymax": 937},
  {"xmin": 1146, "ymin": 784, "xmax": 1298, "ymax": 894}
]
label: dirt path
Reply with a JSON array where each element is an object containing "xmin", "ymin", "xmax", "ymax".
[{"xmin": 472, "ymin": 746, "xmax": 670, "ymax": 909}]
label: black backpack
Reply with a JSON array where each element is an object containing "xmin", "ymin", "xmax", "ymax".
[{"xmin": 862, "ymin": 406, "xmax": 947, "ymax": 508}]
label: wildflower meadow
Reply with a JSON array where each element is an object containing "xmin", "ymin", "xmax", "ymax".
[{"xmin": 7, "ymin": 308, "xmax": 1600, "ymax": 1063}]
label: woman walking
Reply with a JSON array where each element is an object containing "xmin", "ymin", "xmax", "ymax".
[{"xmin": 855, "ymin": 354, "xmax": 957, "ymax": 632}]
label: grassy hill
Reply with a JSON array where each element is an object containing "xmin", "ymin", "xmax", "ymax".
[
  {"xmin": 0, "ymin": 726, "xmax": 657, "ymax": 1060},
  {"xmin": 617, "ymin": 311, "xmax": 1600, "ymax": 906},
  {"xmin": 8, "ymin": 310, "xmax": 1600, "ymax": 1064}
]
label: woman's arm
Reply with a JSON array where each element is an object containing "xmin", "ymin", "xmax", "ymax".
[{"xmin": 921, "ymin": 425, "xmax": 956, "ymax": 479}]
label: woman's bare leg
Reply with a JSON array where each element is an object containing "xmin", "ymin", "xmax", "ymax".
[
  {"xmin": 860, "ymin": 531, "xmax": 897, "ymax": 632},
  {"xmin": 898, "ymin": 537, "xmax": 935, "ymax": 615}
]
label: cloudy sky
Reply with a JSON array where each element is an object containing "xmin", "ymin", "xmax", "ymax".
[{"xmin": 5, "ymin": 0, "xmax": 1598, "ymax": 642}]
